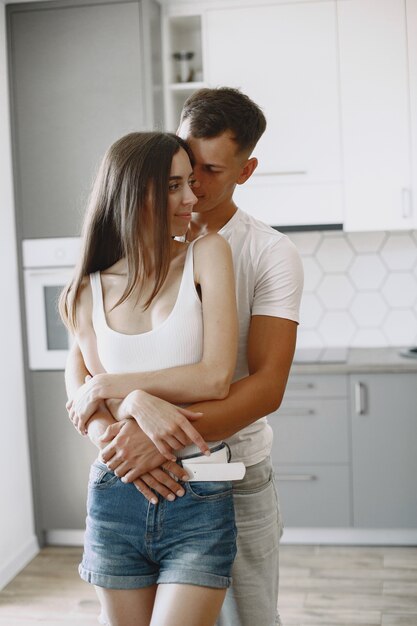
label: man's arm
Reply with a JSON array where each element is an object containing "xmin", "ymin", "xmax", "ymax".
[
  {"xmin": 98, "ymin": 316, "xmax": 296, "ymax": 444},
  {"xmin": 103, "ymin": 315, "xmax": 297, "ymax": 484},
  {"xmin": 113, "ymin": 316, "xmax": 297, "ymax": 442},
  {"xmin": 184, "ymin": 316, "xmax": 297, "ymax": 440}
]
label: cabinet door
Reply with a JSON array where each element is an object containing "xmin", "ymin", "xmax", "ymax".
[
  {"xmin": 338, "ymin": 0, "xmax": 413, "ymax": 231},
  {"xmin": 270, "ymin": 373, "xmax": 351, "ymax": 527},
  {"xmin": 407, "ymin": 0, "xmax": 417, "ymax": 225},
  {"xmin": 205, "ymin": 2, "xmax": 342, "ymax": 227},
  {"xmin": 350, "ymin": 373, "xmax": 417, "ymax": 528},
  {"xmin": 30, "ymin": 372, "xmax": 96, "ymax": 531},
  {"xmin": 271, "ymin": 397, "xmax": 349, "ymax": 464},
  {"xmin": 276, "ymin": 464, "xmax": 351, "ymax": 527},
  {"xmin": 9, "ymin": 1, "xmax": 152, "ymax": 238}
]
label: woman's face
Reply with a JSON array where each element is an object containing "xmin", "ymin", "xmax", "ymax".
[{"xmin": 167, "ymin": 148, "xmax": 198, "ymax": 237}]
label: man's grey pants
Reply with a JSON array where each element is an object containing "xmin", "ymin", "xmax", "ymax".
[{"xmin": 216, "ymin": 456, "xmax": 284, "ymax": 626}]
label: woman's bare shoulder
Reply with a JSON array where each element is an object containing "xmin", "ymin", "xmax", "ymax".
[
  {"xmin": 73, "ymin": 276, "xmax": 93, "ymax": 332},
  {"xmin": 193, "ymin": 232, "xmax": 231, "ymax": 256},
  {"xmin": 193, "ymin": 233, "xmax": 233, "ymax": 285}
]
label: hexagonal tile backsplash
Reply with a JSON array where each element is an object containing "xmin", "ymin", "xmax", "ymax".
[{"xmin": 288, "ymin": 230, "xmax": 417, "ymax": 348}]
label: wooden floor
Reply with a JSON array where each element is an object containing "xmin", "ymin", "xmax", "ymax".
[{"xmin": 0, "ymin": 545, "xmax": 416, "ymax": 625}]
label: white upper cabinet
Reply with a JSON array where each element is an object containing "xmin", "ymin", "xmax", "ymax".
[
  {"xmin": 162, "ymin": 0, "xmax": 417, "ymax": 231},
  {"xmin": 204, "ymin": 2, "xmax": 343, "ymax": 227},
  {"xmin": 338, "ymin": 0, "xmax": 414, "ymax": 231}
]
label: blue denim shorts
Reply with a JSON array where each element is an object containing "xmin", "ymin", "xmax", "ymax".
[{"xmin": 79, "ymin": 460, "xmax": 237, "ymax": 590}]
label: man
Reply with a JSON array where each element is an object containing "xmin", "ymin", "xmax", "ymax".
[{"xmin": 66, "ymin": 87, "xmax": 303, "ymax": 626}]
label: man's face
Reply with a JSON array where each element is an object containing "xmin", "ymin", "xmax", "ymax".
[{"xmin": 177, "ymin": 120, "xmax": 249, "ymax": 214}]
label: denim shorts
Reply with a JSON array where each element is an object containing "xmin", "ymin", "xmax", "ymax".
[{"xmin": 79, "ymin": 460, "xmax": 237, "ymax": 590}]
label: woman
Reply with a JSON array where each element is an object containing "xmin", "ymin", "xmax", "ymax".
[{"xmin": 60, "ymin": 132, "xmax": 239, "ymax": 626}]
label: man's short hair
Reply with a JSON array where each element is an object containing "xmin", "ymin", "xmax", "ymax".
[{"xmin": 180, "ymin": 87, "xmax": 266, "ymax": 155}]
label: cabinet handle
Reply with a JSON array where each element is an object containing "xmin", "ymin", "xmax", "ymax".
[
  {"xmin": 278, "ymin": 474, "xmax": 317, "ymax": 481},
  {"xmin": 402, "ymin": 188, "xmax": 412, "ymax": 218},
  {"xmin": 279, "ymin": 408, "xmax": 315, "ymax": 417},
  {"xmin": 287, "ymin": 382, "xmax": 315, "ymax": 392},
  {"xmin": 255, "ymin": 170, "xmax": 307, "ymax": 177},
  {"xmin": 354, "ymin": 381, "xmax": 366, "ymax": 415}
]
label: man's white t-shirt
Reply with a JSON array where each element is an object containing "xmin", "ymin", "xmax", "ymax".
[{"xmin": 218, "ymin": 209, "xmax": 304, "ymax": 466}]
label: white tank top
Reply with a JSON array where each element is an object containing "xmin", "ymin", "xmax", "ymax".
[{"xmin": 90, "ymin": 241, "xmax": 203, "ymax": 374}]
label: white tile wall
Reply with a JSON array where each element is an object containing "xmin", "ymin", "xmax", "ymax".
[{"xmin": 288, "ymin": 230, "xmax": 417, "ymax": 348}]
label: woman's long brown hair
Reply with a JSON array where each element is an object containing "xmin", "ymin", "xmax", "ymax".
[{"xmin": 59, "ymin": 132, "xmax": 194, "ymax": 331}]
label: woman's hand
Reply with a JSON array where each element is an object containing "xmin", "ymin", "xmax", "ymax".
[
  {"xmin": 66, "ymin": 374, "xmax": 104, "ymax": 434},
  {"xmin": 120, "ymin": 389, "xmax": 209, "ymax": 461}
]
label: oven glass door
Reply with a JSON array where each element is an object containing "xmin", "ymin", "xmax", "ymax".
[{"xmin": 24, "ymin": 268, "xmax": 73, "ymax": 370}]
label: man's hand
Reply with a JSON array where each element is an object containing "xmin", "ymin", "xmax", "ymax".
[
  {"xmin": 99, "ymin": 419, "xmax": 189, "ymax": 503},
  {"xmin": 132, "ymin": 466, "xmax": 188, "ymax": 505}
]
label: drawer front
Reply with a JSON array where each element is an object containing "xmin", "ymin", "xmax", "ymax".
[
  {"xmin": 285, "ymin": 374, "xmax": 348, "ymax": 399},
  {"xmin": 270, "ymin": 398, "xmax": 349, "ymax": 464},
  {"xmin": 274, "ymin": 463, "xmax": 351, "ymax": 527}
]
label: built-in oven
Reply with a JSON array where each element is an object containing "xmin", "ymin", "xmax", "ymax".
[{"xmin": 22, "ymin": 238, "xmax": 80, "ymax": 370}]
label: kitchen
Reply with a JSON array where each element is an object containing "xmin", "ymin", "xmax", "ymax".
[{"xmin": 1, "ymin": 0, "xmax": 417, "ymax": 624}]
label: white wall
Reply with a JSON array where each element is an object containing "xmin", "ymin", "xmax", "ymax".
[{"xmin": 0, "ymin": 2, "xmax": 39, "ymax": 589}]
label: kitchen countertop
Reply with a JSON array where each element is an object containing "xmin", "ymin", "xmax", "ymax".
[{"xmin": 291, "ymin": 347, "xmax": 417, "ymax": 375}]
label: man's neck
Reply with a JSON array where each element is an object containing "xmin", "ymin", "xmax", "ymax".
[{"xmin": 188, "ymin": 201, "xmax": 238, "ymax": 240}]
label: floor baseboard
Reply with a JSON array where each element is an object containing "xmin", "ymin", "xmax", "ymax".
[
  {"xmin": 45, "ymin": 529, "xmax": 85, "ymax": 546},
  {"xmin": 0, "ymin": 534, "xmax": 39, "ymax": 590},
  {"xmin": 281, "ymin": 527, "xmax": 417, "ymax": 545}
]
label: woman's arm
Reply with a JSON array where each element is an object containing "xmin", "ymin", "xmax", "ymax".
[
  {"xmin": 65, "ymin": 342, "xmax": 192, "ymax": 500},
  {"xmin": 64, "ymin": 278, "xmax": 113, "ymax": 442},
  {"xmin": 67, "ymin": 269, "xmax": 216, "ymax": 458},
  {"xmin": 70, "ymin": 234, "xmax": 238, "ymax": 417},
  {"xmin": 65, "ymin": 340, "xmax": 116, "ymax": 446}
]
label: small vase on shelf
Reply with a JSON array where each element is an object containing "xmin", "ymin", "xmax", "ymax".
[{"xmin": 173, "ymin": 50, "xmax": 194, "ymax": 83}]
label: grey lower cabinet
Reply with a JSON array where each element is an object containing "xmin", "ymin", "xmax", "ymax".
[
  {"xmin": 30, "ymin": 372, "xmax": 96, "ymax": 532},
  {"xmin": 271, "ymin": 370, "xmax": 417, "ymax": 530},
  {"xmin": 270, "ymin": 374, "xmax": 351, "ymax": 527},
  {"xmin": 350, "ymin": 373, "xmax": 417, "ymax": 528}
]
